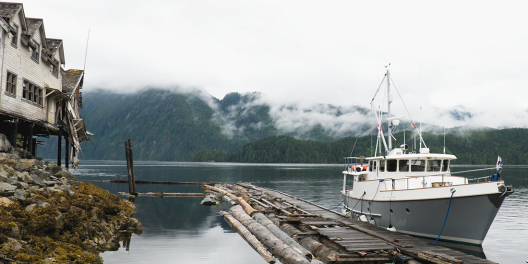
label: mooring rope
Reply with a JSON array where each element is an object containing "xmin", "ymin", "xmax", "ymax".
[{"xmin": 431, "ymin": 189, "xmax": 456, "ymax": 245}]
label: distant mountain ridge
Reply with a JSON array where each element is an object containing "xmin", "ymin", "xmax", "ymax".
[{"xmin": 36, "ymin": 88, "xmax": 528, "ymax": 164}]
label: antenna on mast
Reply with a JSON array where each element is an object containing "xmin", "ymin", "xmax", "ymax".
[
  {"xmin": 443, "ymin": 127, "xmax": 446, "ymax": 154},
  {"xmin": 83, "ymin": 29, "xmax": 90, "ymax": 73}
]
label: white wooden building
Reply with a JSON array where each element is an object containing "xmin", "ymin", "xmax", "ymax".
[{"xmin": 0, "ymin": 2, "xmax": 90, "ymax": 168}]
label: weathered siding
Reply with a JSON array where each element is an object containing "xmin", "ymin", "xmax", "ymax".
[{"xmin": 0, "ymin": 10, "xmax": 62, "ymax": 125}]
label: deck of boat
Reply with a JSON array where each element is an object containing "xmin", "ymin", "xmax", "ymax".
[{"xmin": 236, "ymin": 182, "xmax": 497, "ymax": 264}]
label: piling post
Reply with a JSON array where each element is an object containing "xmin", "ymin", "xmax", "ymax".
[
  {"xmin": 65, "ymin": 140, "xmax": 70, "ymax": 170},
  {"xmin": 57, "ymin": 131, "xmax": 62, "ymax": 166},
  {"xmin": 125, "ymin": 139, "xmax": 137, "ymax": 195}
]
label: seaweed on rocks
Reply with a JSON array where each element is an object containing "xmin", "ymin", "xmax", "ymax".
[{"xmin": 0, "ymin": 134, "xmax": 143, "ymax": 263}]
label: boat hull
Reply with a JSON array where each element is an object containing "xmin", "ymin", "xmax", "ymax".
[{"xmin": 342, "ymin": 192, "xmax": 508, "ymax": 245}]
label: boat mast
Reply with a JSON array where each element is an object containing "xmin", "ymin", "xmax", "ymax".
[{"xmin": 386, "ymin": 65, "xmax": 392, "ymax": 151}]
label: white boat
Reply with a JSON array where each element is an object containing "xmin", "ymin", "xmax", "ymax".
[{"xmin": 341, "ymin": 66, "xmax": 513, "ymax": 245}]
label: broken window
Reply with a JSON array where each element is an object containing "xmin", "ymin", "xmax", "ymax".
[
  {"xmin": 31, "ymin": 42, "xmax": 40, "ymax": 62},
  {"xmin": 6, "ymin": 71, "xmax": 16, "ymax": 96}
]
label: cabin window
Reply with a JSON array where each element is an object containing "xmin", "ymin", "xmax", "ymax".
[
  {"xmin": 22, "ymin": 80, "xmax": 43, "ymax": 106},
  {"xmin": 379, "ymin": 160, "xmax": 385, "ymax": 172},
  {"xmin": 442, "ymin": 160, "xmax": 449, "ymax": 172},
  {"xmin": 410, "ymin": 159, "xmax": 426, "ymax": 172},
  {"xmin": 387, "ymin": 160, "xmax": 397, "ymax": 172},
  {"xmin": 428, "ymin": 160, "xmax": 442, "ymax": 172},
  {"xmin": 369, "ymin": 160, "xmax": 377, "ymax": 172},
  {"xmin": 399, "ymin": 160, "xmax": 409, "ymax": 172},
  {"xmin": 30, "ymin": 42, "xmax": 40, "ymax": 62},
  {"xmin": 11, "ymin": 24, "xmax": 18, "ymax": 48},
  {"xmin": 6, "ymin": 71, "xmax": 16, "ymax": 96}
]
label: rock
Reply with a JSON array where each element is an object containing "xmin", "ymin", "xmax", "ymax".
[
  {"xmin": 55, "ymin": 212, "xmax": 64, "ymax": 229},
  {"xmin": 0, "ymin": 182, "xmax": 16, "ymax": 194},
  {"xmin": 0, "ymin": 134, "xmax": 13, "ymax": 153},
  {"xmin": 17, "ymin": 171, "xmax": 33, "ymax": 183},
  {"xmin": 37, "ymin": 200, "xmax": 50, "ymax": 207},
  {"xmin": 31, "ymin": 169, "xmax": 51, "ymax": 181},
  {"xmin": 14, "ymin": 189, "xmax": 27, "ymax": 200},
  {"xmin": 25, "ymin": 203, "xmax": 37, "ymax": 212},
  {"xmin": 30, "ymin": 173, "xmax": 44, "ymax": 185},
  {"xmin": 43, "ymin": 258, "xmax": 57, "ymax": 264},
  {"xmin": 0, "ymin": 197, "xmax": 12, "ymax": 206},
  {"xmin": 6, "ymin": 176, "xmax": 18, "ymax": 185},
  {"xmin": 16, "ymin": 158, "xmax": 35, "ymax": 171},
  {"xmin": 2, "ymin": 238, "xmax": 22, "ymax": 252},
  {"xmin": 54, "ymin": 170, "xmax": 75, "ymax": 181},
  {"xmin": 15, "ymin": 148, "xmax": 33, "ymax": 159},
  {"xmin": 0, "ymin": 167, "xmax": 8, "ymax": 182},
  {"xmin": 43, "ymin": 180, "xmax": 59, "ymax": 186},
  {"xmin": 18, "ymin": 181, "xmax": 28, "ymax": 188},
  {"xmin": 2, "ymin": 164, "xmax": 16, "ymax": 176},
  {"xmin": 47, "ymin": 187, "xmax": 63, "ymax": 193},
  {"xmin": 45, "ymin": 164, "xmax": 63, "ymax": 175}
]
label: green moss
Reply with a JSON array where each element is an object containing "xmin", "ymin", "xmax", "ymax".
[{"xmin": 0, "ymin": 182, "xmax": 139, "ymax": 263}]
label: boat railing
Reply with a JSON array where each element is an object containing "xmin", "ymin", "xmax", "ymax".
[{"xmin": 387, "ymin": 167, "xmax": 502, "ymax": 190}]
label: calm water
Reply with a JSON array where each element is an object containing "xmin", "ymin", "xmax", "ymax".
[{"xmin": 71, "ymin": 161, "xmax": 528, "ymax": 264}]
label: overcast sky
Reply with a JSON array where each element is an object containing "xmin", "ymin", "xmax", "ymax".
[{"xmin": 22, "ymin": 0, "xmax": 528, "ymax": 128}]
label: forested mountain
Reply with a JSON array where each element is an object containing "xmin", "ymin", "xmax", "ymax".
[
  {"xmin": 36, "ymin": 88, "xmax": 528, "ymax": 164},
  {"xmin": 191, "ymin": 129, "xmax": 528, "ymax": 165},
  {"xmin": 37, "ymin": 88, "xmax": 370, "ymax": 160}
]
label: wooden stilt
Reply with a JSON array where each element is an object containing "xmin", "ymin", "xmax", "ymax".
[
  {"xmin": 10, "ymin": 118, "xmax": 18, "ymax": 147},
  {"xmin": 57, "ymin": 131, "xmax": 62, "ymax": 166},
  {"xmin": 27, "ymin": 124, "xmax": 33, "ymax": 155},
  {"xmin": 31, "ymin": 138, "xmax": 36, "ymax": 156},
  {"xmin": 65, "ymin": 139, "xmax": 69, "ymax": 170}
]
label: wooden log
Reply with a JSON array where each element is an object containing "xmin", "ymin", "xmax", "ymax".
[
  {"xmin": 230, "ymin": 205, "xmax": 311, "ymax": 264},
  {"xmin": 279, "ymin": 222, "xmax": 340, "ymax": 263},
  {"xmin": 98, "ymin": 179, "xmax": 213, "ymax": 185},
  {"xmin": 203, "ymin": 185, "xmax": 239, "ymax": 200},
  {"xmin": 252, "ymin": 212, "xmax": 312, "ymax": 260},
  {"xmin": 237, "ymin": 197, "xmax": 258, "ymax": 216},
  {"xmin": 138, "ymin": 192, "xmax": 205, "ymax": 197},
  {"xmin": 219, "ymin": 211, "xmax": 276, "ymax": 264}
]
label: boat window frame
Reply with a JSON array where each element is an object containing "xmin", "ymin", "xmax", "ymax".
[
  {"xmin": 427, "ymin": 159, "xmax": 442, "ymax": 172},
  {"xmin": 442, "ymin": 160, "xmax": 450, "ymax": 172},
  {"xmin": 399, "ymin": 159, "xmax": 409, "ymax": 172},
  {"xmin": 379, "ymin": 160, "xmax": 385, "ymax": 172},
  {"xmin": 410, "ymin": 159, "xmax": 426, "ymax": 172},
  {"xmin": 387, "ymin": 159, "xmax": 397, "ymax": 172}
]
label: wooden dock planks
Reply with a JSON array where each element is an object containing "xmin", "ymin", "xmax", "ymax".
[{"xmin": 243, "ymin": 183, "xmax": 498, "ymax": 264}]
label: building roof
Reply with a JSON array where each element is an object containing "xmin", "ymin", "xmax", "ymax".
[
  {"xmin": 25, "ymin": 17, "xmax": 41, "ymax": 36},
  {"xmin": 62, "ymin": 69, "xmax": 84, "ymax": 94},
  {"xmin": 0, "ymin": 2, "xmax": 22, "ymax": 19}
]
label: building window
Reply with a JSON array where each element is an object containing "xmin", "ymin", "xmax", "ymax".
[
  {"xmin": 6, "ymin": 71, "xmax": 17, "ymax": 96},
  {"xmin": 30, "ymin": 42, "xmax": 40, "ymax": 62},
  {"xmin": 22, "ymin": 80, "xmax": 43, "ymax": 106},
  {"xmin": 11, "ymin": 24, "xmax": 18, "ymax": 48},
  {"xmin": 51, "ymin": 64, "xmax": 58, "ymax": 78}
]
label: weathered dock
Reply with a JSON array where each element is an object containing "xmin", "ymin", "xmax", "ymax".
[{"xmin": 205, "ymin": 182, "xmax": 497, "ymax": 264}]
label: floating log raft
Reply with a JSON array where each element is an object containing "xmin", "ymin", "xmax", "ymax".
[
  {"xmin": 204, "ymin": 182, "xmax": 498, "ymax": 264},
  {"xmin": 100, "ymin": 179, "xmax": 215, "ymax": 185}
]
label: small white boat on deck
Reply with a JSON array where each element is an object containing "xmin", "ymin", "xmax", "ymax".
[{"xmin": 341, "ymin": 66, "xmax": 513, "ymax": 245}]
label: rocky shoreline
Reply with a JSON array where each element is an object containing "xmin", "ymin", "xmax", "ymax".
[{"xmin": 0, "ymin": 135, "xmax": 143, "ymax": 264}]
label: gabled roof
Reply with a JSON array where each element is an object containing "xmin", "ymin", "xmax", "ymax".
[
  {"xmin": 45, "ymin": 38, "xmax": 65, "ymax": 65},
  {"xmin": 62, "ymin": 69, "xmax": 84, "ymax": 95},
  {"xmin": 0, "ymin": 2, "xmax": 22, "ymax": 19},
  {"xmin": 0, "ymin": 2, "xmax": 26, "ymax": 31},
  {"xmin": 24, "ymin": 18, "xmax": 47, "ymax": 50}
]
